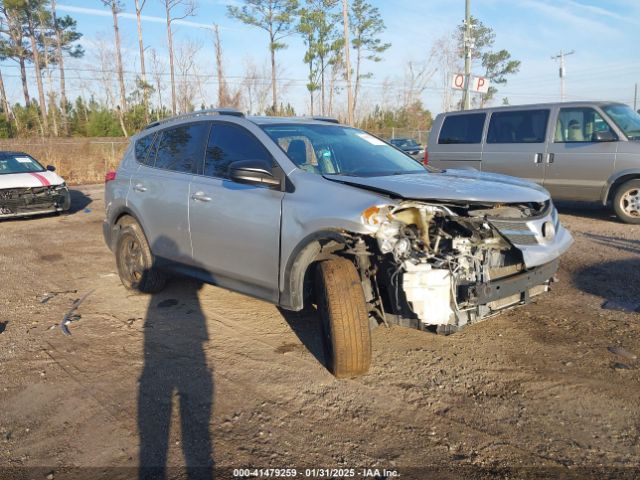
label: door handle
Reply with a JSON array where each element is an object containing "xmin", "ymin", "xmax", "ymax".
[
  {"xmin": 534, "ymin": 153, "xmax": 543, "ymax": 164},
  {"xmin": 546, "ymin": 153, "xmax": 555, "ymax": 164},
  {"xmin": 190, "ymin": 191, "xmax": 212, "ymax": 202},
  {"xmin": 133, "ymin": 183, "xmax": 147, "ymax": 192}
]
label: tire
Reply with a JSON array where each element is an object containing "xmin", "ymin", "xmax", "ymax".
[
  {"xmin": 613, "ymin": 179, "xmax": 640, "ymax": 224},
  {"xmin": 315, "ymin": 258, "xmax": 372, "ymax": 378},
  {"xmin": 115, "ymin": 219, "xmax": 167, "ymax": 293}
]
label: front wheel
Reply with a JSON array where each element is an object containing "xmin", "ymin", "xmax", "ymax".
[
  {"xmin": 115, "ymin": 219, "xmax": 167, "ymax": 293},
  {"xmin": 613, "ymin": 179, "xmax": 640, "ymax": 224},
  {"xmin": 315, "ymin": 258, "xmax": 372, "ymax": 378}
]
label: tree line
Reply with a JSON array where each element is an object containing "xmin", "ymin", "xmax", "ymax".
[{"xmin": 0, "ymin": 0, "xmax": 520, "ymax": 138}]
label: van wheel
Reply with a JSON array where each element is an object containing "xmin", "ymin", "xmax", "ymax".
[
  {"xmin": 613, "ymin": 179, "xmax": 640, "ymax": 224},
  {"xmin": 115, "ymin": 220, "xmax": 167, "ymax": 293},
  {"xmin": 315, "ymin": 258, "xmax": 372, "ymax": 378}
]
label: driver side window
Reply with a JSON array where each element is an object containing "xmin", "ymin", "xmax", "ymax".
[
  {"xmin": 204, "ymin": 123, "xmax": 272, "ymax": 179},
  {"xmin": 555, "ymin": 108, "xmax": 614, "ymax": 143}
]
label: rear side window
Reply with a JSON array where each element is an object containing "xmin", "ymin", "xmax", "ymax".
[
  {"xmin": 152, "ymin": 123, "xmax": 210, "ymax": 173},
  {"xmin": 204, "ymin": 123, "xmax": 271, "ymax": 179},
  {"xmin": 438, "ymin": 113, "xmax": 485, "ymax": 144},
  {"xmin": 134, "ymin": 133, "xmax": 155, "ymax": 165},
  {"xmin": 487, "ymin": 110, "xmax": 549, "ymax": 144}
]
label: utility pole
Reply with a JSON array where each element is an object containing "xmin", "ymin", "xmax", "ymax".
[
  {"xmin": 462, "ymin": 0, "xmax": 472, "ymax": 110},
  {"xmin": 634, "ymin": 83, "xmax": 638, "ymax": 112},
  {"xmin": 551, "ymin": 49, "xmax": 574, "ymax": 102},
  {"xmin": 342, "ymin": 0, "xmax": 354, "ymax": 125}
]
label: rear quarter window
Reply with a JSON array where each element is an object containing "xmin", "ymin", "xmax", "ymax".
[
  {"xmin": 438, "ymin": 113, "xmax": 486, "ymax": 144},
  {"xmin": 487, "ymin": 109, "xmax": 549, "ymax": 144},
  {"xmin": 134, "ymin": 133, "xmax": 156, "ymax": 165}
]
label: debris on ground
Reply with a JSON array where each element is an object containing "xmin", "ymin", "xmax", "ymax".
[
  {"xmin": 607, "ymin": 345, "xmax": 637, "ymax": 361},
  {"xmin": 0, "ymin": 321, "xmax": 6, "ymax": 334},
  {"xmin": 60, "ymin": 290, "xmax": 94, "ymax": 336},
  {"xmin": 37, "ymin": 290, "xmax": 78, "ymax": 304},
  {"xmin": 601, "ymin": 299, "xmax": 640, "ymax": 313},
  {"xmin": 612, "ymin": 362, "xmax": 632, "ymax": 370}
]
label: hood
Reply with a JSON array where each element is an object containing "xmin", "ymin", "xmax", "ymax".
[
  {"xmin": 323, "ymin": 169, "xmax": 549, "ymax": 204},
  {"xmin": 0, "ymin": 171, "xmax": 65, "ymax": 189}
]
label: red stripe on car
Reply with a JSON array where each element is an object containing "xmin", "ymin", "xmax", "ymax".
[{"xmin": 29, "ymin": 172, "xmax": 51, "ymax": 186}]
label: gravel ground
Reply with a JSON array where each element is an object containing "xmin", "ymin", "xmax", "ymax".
[{"xmin": 0, "ymin": 185, "xmax": 639, "ymax": 480}]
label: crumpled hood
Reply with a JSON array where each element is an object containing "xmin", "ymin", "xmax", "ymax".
[
  {"xmin": 324, "ymin": 168, "xmax": 549, "ymax": 204},
  {"xmin": 0, "ymin": 171, "xmax": 65, "ymax": 189}
]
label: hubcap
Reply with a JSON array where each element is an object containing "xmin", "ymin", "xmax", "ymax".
[
  {"xmin": 621, "ymin": 188, "xmax": 640, "ymax": 218},
  {"xmin": 122, "ymin": 236, "xmax": 144, "ymax": 282}
]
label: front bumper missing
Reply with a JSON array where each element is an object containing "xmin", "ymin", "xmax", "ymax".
[{"xmin": 0, "ymin": 186, "xmax": 70, "ymax": 218}]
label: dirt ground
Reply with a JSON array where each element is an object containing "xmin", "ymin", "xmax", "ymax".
[{"xmin": 1, "ymin": 184, "xmax": 639, "ymax": 480}]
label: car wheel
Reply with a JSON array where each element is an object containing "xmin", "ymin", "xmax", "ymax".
[
  {"xmin": 115, "ymin": 219, "xmax": 167, "ymax": 293},
  {"xmin": 613, "ymin": 179, "xmax": 640, "ymax": 224},
  {"xmin": 315, "ymin": 258, "xmax": 372, "ymax": 378}
]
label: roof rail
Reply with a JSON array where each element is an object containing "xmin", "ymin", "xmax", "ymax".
[
  {"xmin": 144, "ymin": 108, "xmax": 245, "ymax": 130},
  {"xmin": 307, "ymin": 116, "xmax": 340, "ymax": 124}
]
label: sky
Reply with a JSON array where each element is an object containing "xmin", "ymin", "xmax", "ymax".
[{"xmin": 1, "ymin": 0, "xmax": 639, "ymax": 117}]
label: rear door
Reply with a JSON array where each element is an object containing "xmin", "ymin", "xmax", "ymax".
[
  {"xmin": 188, "ymin": 122, "xmax": 284, "ymax": 302},
  {"xmin": 544, "ymin": 106, "xmax": 617, "ymax": 201},
  {"xmin": 431, "ymin": 113, "xmax": 486, "ymax": 169},
  {"xmin": 127, "ymin": 122, "xmax": 209, "ymax": 262},
  {"xmin": 481, "ymin": 109, "xmax": 550, "ymax": 185}
]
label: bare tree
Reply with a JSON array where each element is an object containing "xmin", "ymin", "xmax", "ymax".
[
  {"xmin": 160, "ymin": 0, "xmax": 197, "ymax": 115},
  {"xmin": 241, "ymin": 58, "xmax": 270, "ymax": 114},
  {"xmin": 400, "ymin": 59, "xmax": 437, "ymax": 108},
  {"xmin": 175, "ymin": 39, "xmax": 201, "ymax": 113},
  {"xmin": 93, "ymin": 36, "xmax": 117, "ymax": 110},
  {"xmin": 431, "ymin": 33, "xmax": 460, "ymax": 112},
  {"xmin": 149, "ymin": 48, "xmax": 166, "ymax": 120},
  {"xmin": 213, "ymin": 25, "xmax": 241, "ymax": 109},
  {"xmin": 101, "ymin": 0, "xmax": 128, "ymax": 136},
  {"xmin": 37, "ymin": 9, "xmax": 58, "ymax": 136},
  {"xmin": 0, "ymin": 67, "xmax": 12, "ymax": 123},
  {"xmin": 134, "ymin": 0, "xmax": 150, "ymax": 122},
  {"xmin": 22, "ymin": 1, "xmax": 49, "ymax": 134}
]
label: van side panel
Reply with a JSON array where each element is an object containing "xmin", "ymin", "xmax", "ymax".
[{"xmin": 428, "ymin": 113, "xmax": 485, "ymax": 170}]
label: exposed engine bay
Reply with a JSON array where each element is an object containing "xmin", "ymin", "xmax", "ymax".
[
  {"xmin": 0, "ymin": 185, "xmax": 69, "ymax": 218},
  {"xmin": 342, "ymin": 200, "xmax": 557, "ymax": 334}
]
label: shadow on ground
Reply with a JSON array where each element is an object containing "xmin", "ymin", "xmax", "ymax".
[
  {"xmin": 581, "ymin": 233, "xmax": 640, "ymax": 256},
  {"xmin": 572, "ymin": 258, "xmax": 640, "ymax": 305},
  {"xmin": 555, "ymin": 201, "xmax": 617, "ymax": 222},
  {"xmin": 278, "ymin": 307, "xmax": 329, "ymax": 373},
  {"xmin": 67, "ymin": 188, "xmax": 93, "ymax": 214}
]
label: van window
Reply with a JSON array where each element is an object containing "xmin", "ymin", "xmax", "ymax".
[
  {"xmin": 555, "ymin": 107, "xmax": 615, "ymax": 143},
  {"xmin": 152, "ymin": 123, "xmax": 209, "ymax": 173},
  {"xmin": 134, "ymin": 133, "xmax": 155, "ymax": 165},
  {"xmin": 487, "ymin": 110, "xmax": 549, "ymax": 144},
  {"xmin": 438, "ymin": 114, "xmax": 485, "ymax": 144}
]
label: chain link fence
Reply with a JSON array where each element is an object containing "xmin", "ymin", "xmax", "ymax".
[{"xmin": 0, "ymin": 138, "xmax": 129, "ymax": 185}]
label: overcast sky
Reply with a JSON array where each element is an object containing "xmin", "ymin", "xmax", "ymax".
[{"xmin": 1, "ymin": 0, "xmax": 638, "ymax": 116}]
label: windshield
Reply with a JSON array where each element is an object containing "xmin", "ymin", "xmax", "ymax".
[
  {"xmin": 602, "ymin": 104, "xmax": 640, "ymax": 140},
  {"xmin": 391, "ymin": 138, "xmax": 419, "ymax": 148},
  {"xmin": 0, "ymin": 154, "xmax": 46, "ymax": 175},
  {"xmin": 262, "ymin": 124, "xmax": 426, "ymax": 177}
]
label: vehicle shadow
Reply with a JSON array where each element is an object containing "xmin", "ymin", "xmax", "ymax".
[
  {"xmin": 278, "ymin": 306, "xmax": 330, "ymax": 373},
  {"xmin": 67, "ymin": 188, "xmax": 93, "ymax": 214},
  {"xmin": 581, "ymin": 232, "xmax": 640, "ymax": 255},
  {"xmin": 138, "ymin": 239, "xmax": 215, "ymax": 480},
  {"xmin": 554, "ymin": 201, "xmax": 617, "ymax": 222},
  {"xmin": 572, "ymin": 258, "xmax": 640, "ymax": 306}
]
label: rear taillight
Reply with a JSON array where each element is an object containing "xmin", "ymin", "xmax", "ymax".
[
  {"xmin": 423, "ymin": 148, "xmax": 429, "ymax": 166},
  {"xmin": 105, "ymin": 171, "xmax": 117, "ymax": 183}
]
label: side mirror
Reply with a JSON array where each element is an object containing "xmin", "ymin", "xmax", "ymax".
[
  {"xmin": 592, "ymin": 130, "xmax": 617, "ymax": 142},
  {"xmin": 228, "ymin": 159, "xmax": 281, "ymax": 188},
  {"xmin": 46, "ymin": 165, "xmax": 56, "ymax": 172}
]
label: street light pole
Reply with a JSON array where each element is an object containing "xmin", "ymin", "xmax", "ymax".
[{"xmin": 551, "ymin": 50, "xmax": 575, "ymax": 102}]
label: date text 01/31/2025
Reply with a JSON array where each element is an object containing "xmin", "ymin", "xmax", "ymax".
[{"xmin": 232, "ymin": 468, "xmax": 400, "ymax": 477}]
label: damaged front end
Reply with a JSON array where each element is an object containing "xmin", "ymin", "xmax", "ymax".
[
  {"xmin": 345, "ymin": 199, "xmax": 567, "ymax": 334},
  {"xmin": 0, "ymin": 185, "xmax": 70, "ymax": 218}
]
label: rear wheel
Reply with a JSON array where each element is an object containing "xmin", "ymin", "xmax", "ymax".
[
  {"xmin": 115, "ymin": 219, "xmax": 166, "ymax": 293},
  {"xmin": 613, "ymin": 179, "xmax": 640, "ymax": 224},
  {"xmin": 315, "ymin": 258, "xmax": 372, "ymax": 378}
]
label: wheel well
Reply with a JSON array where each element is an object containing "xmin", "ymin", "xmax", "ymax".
[{"xmin": 607, "ymin": 175, "xmax": 640, "ymax": 203}]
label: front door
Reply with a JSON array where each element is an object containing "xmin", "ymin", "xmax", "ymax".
[
  {"xmin": 544, "ymin": 106, "xmax": 617, "ymax": 201},
  {"xmin": 189, "ymin": 122, "xmax": 284, "ymax": 302},
  {"xmin": 481, "ymin": 109, "xmax": 550, "ymax": 186}
]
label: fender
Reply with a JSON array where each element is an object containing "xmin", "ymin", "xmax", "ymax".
[
  {"xmin": 279, "ymin": 229, "xmax": 349, "ymax": 311},
  {"xmin": 104, "ymin": 204, "xmax": 147, "ymax": 251},
  {"xmin": 601, "ymin": 168, "xmax": 640, "ymax": 205}
]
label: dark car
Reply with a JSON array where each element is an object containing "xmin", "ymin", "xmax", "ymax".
[{"xmin": 389, "ymin": 137, "xmax": 424, "ymax": 160}]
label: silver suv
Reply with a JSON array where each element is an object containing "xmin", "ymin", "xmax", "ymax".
[
  {"xmin": 103, "ymin": 109, "xmax": 573, "ymax": 378},
  {"xmin": 428, "ymin": 102, "xmax": 640, "ymax": 223}
]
